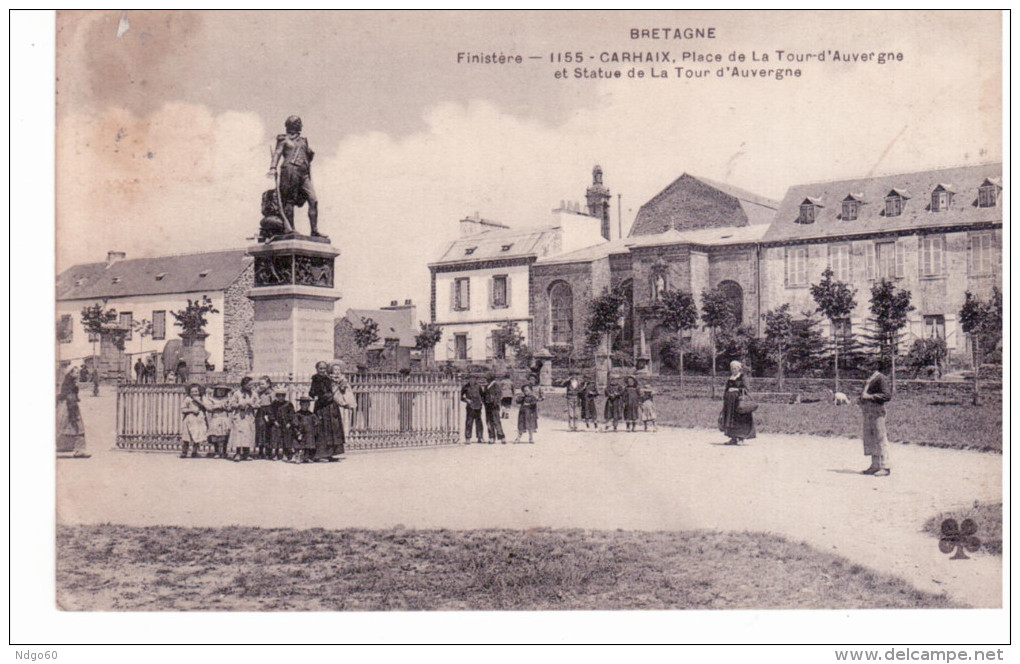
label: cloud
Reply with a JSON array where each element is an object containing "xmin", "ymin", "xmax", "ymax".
[{"xmin": 57, "ymin": 65, "xmax": 1000, "ymax": 317}]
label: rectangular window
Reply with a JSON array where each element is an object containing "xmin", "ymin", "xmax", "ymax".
[
  {"xmin": 454, "ymin": 333, "xmax": 468, "ymax": 361},
  {"xmin": 970, "ymin": 232, "xmax": 994, "ymax": 275},
  {"xmin": 492, "ymin": 275, "xmax": 508, "ymax": 308},
  {"xmin": 924, "ymin": 315, "xmax": 946, "ymax": 340},
  {"xmin": 931, "ymin": 191, "xmax": 949, "ymax": 212},
  {"xmin": 919, "ymin": 235, "xmax": 945, "ymax": 277},
  {"xmin": 978, "ymin": 185, "xmax": 997, "ymax": 208},
  {"xmin": 885, "ymin": 196, "xmax": 903, "ymax": 217},
  {"xmin": 875, "ymin": 241, "xmax": 902, "ymax": 279},
  {"xmin": 58, "ymin": 314, "xmax": 73, "ymax": 344},
  {"xmin": 453, "ymin": 278, "xmax": 470, "ymax": 311},
  {"xmin": 785, "ymin": 246, "xmax": 808, "ymax": 287},
  {"xmin": 492, "ymin": 330, "xmax": 506, "ymax": 360},
  {"xmin": 841, "ymin": 200, "xmax": 858, "ymax": 221},
  {"xmin": 120, "ymin": 311, "xmax": 133, "ymax": 340},
  {"xmin": 798, "ymin": 204, "xmax": 816, "ymax": 224},
  {"xmin": 152, "ymin": 310, "xmax": 166, "ymax": 340},
  {"xmin": 828, "ymin": 244, "xmax": 851, "ymax": 283}
]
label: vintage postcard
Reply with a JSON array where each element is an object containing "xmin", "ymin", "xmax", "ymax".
[{"xmin": 31, "ymin": 8, "xmax": 1009, "ymax": 647}]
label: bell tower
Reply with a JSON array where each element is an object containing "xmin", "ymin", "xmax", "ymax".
[{"xmin": 586, "ymin": 164, "xmax": 612, "ymax": 240}]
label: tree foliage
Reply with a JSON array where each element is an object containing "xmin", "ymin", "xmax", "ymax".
[
  {"xmin": 959, "ymin": 287, "xmax": 1003, "ymax": 405},
  {"xmin": 810, "ymin": 266, "xmax": 858, "ymax": 391},
  {"xmin": 80, "ymin": 302, "xmax": 118, "ymax": 338},
  {"xmin": 353, "ymin": 316, "xmax": 381, "ymax": 349},
  {"xmin": 906, "ymin": 337, "xmax": 948, "ymax": 378},
  {"xmin": 786, "ymin": 313, "xmax": 828, "ymax": 376},
  {"xmin": 762, "ymin": 304, "xmax": 794, "ymax": 386},
  {"xmin": 493, "ymin": 320, "xmax": 525, "ymax": 353},
  {"xmin": 865, "ymin": 278, "xmax": 915, "ymax": 386},
  {"xmin": 171, "ymin": 295, "xmax": 220, "ymax": 337},
  {"xmin": 414, "ymin": 322, "xmax": 443, "ymax": 368},
  {"xmin": 700, "ymin": 286, "xmax": 737, "ymax": 394},
  {"xmin": 585, "ymin": 287, "xmax": 628, "ymax": 349}
]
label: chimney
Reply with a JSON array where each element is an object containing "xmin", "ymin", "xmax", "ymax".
[
  {"xmin": 390, "ymin": 300, "xmax": 398, "ymax": 307},
  {"xmin": 459, "ymin": 213, "xmax": 510, "ymax": 236},
  {"xmin": 404, "ymin": 299, "xmax": 412, "ymax": 306},
  {"xmin": 106, "ymin": 251, "xmax": 126, "ymax": 267}
]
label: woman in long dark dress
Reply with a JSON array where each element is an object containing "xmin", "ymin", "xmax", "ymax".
[
  {"xmin": 603, "ymin": 379, "xmax": 624, "ymax": 431},
  {"xmin": 719, "ymin": 360, "xmax": 756, "ymax": 445},
  {"xmin": 56, "ymin": 367, "xmax": 88, "ymax": 457},
  {"xmin": 310, "ymin": 362, "xmax": 355, "ymax": 460},
  {"xmin": 622, "ymin": 376, "xmax": 641, "ymax": 432}
]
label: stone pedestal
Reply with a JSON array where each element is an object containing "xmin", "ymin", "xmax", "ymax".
[
  {"xmin": 534, "ymin": 348, "xmax": 554, "ymax": 388},
  {"xmin": 180, "ymin": 332, "xmax": 209, "ymax": 380},
  {"xmin": 248, "ymin": 238, "xmax": 341, "ymax": 380}
]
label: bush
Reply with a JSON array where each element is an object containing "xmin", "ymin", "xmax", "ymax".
[{"xmin": 610, "ymin": 350, "xmax": 634, "ymax": 368}]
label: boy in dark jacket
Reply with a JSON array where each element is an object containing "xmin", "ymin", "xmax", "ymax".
[
  {"xmin": 270, "ymin": 387, "xmax": 296, "ymax": 460},
  {"xmin": 461, "ymin": 376, "xmax": 485, "ymax": 444},
  {"xmin": 293, "ymin": 396, "xmax": 318, "ymax": 463}
]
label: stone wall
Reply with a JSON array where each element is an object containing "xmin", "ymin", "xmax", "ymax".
[
  {"xmin": 530, "ymin": 261, "xmax": 597, "ymax": 353},
  {"xmin": 222, "ymin": 262, "xmax": 254, "ymax": 378},
  {"xmin": 333, "ymin": 317, "xmax": 367, "ymax": 367}
]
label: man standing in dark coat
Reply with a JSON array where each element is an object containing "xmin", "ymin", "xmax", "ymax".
[
  {"xmin": 460, "ymin": 375, "xmax": 484, "ymax": 444},
  {"xmin": 482, "ymin": 375, "xmax": 505, "ymax": 444}
]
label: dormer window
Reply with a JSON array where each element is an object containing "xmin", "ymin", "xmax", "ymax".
[
  {"xmin": 797, "ymin": 197, "xmax": 822, "ymax": 224},
  {"xmin": 155, "ymin": 272, "xmax": 167, "ymax": 281},
  {"xmin": 930, "ymin": 184, "xmax": 953, "ymax": 212},
  {"xmin": 464, "ymin": 246, "xmax": 477, "ymax": 256},
  {"xmin": 111, "ymin": 277, "xmax": 121, "ymax": 284},
  {"xmin": 198, "ymin": 270, "xmax": 209, "ymax": 278},
  {"xmin": 884, "ymin": 189, "xmax": 910, "ymax": 217},
  {"xmin": 501, "ymin": 243, "xmax": 514, "ymax": 252},
  {"xmin": 841, "ymin": 194, "xmax": 864, "ymax": 221},
  {"xmin": 978, "ymin": 179, "xmax": 1000, "ymax": 208}
]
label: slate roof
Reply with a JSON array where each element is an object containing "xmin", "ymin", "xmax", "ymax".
[
  {"xmin": 534, "ymin": 225, "xmax": 767, "ymax": 267},
  {"xmin": 762, "ymin": 163, "xmax": 1003, "ymax": 244},
  {"xmin": 56, "ymin": 249, "xmax": 252, "ymax": 301},
  {"xmin": 630, "ymin": 173, "xmax": 780, "ymax": 236},
  {"xmin": 431, "ymin": 225, "xmax": 561, "ymax": 266},
  {"xmin": 344, "ymin": 308, "xmax": 418, "ymax": 349}
]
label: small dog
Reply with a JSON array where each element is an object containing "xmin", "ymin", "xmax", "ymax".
[{"xmin": 828, "ymin": 389, "xmax": 850, "ymax": 406}]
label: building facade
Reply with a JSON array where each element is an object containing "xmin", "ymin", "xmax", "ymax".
[
  {"xmin": 760, "ymin": 164, "xmax": 1003, "ymax": 361},
  {"xmin": 56, "ymin": 249, "xmax": 255, "ymax": 377},
  {"xmin": 429, "ymin": 205, "xmax": 606, "ymax": 364}
]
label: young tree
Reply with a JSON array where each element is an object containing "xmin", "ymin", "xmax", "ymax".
[
  {"xmin": 585, "ymin": 287, "xmax": 628, "ymax": 386},
  {"xmin": 171, "ymin": 295, "xmax": 220, "ymax": 337},
  {"xmin": 658, "ymin": 289, "xmax": 698, "ymax": 395},
  {"xmin": 787, "ymin": 313, "xmax": 828, "ymax": 377},
  {"xmin": 865, "ymin": 278, "xmax": 915, "ymax": 390},
  {"xmin": 132, "ymin": 318, "xmax": 153, "ymax": 354},
  {"xmin": 80, "ymin": 302, "xmax": 118, "ymax": 396},
  {"xmin": 810, "ymin": 267, "xmax": 858, "ymax": 394},
  {"xmin": 906, "ymin": 337, "xmax": 948, "ymax": 379},
  {"xmin": 353, "ymin": 316, "xmax": 381, "ymax": 350},
  {"xmin": 960, "ymin": 288, "xmax": 1003, "ymax": 405},
  {"xmin": 493, "ymin": 320, "xmax": 526, "ymax": 360},
  {"xmin": 414, "ymin": 322, "xmax": 443, "ymax": 369},
  {"xmin": 700, "ymin": 286, "xmax": 736, "ymax": 398},
  {"xmin": 762, "ymin": 304, "xmax": 795, "ymax": 389}
]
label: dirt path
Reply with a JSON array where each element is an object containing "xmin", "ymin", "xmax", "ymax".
[{"xmin": 58, "ymin": 390, "xmax": 1002, "ymax": 608}]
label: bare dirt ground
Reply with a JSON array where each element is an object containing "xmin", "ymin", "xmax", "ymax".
[{"xmin": 57, "ymin": 388, "xmax": 1002, "ymax": 608}]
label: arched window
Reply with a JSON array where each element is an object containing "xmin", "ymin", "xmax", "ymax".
[
  {"xmin": 717, "ymin": 280, "xmax": 744, "ymax": 326},
  {"xmin": 548, "ymin": 281, "xmax": 573, "ymax": 346}
]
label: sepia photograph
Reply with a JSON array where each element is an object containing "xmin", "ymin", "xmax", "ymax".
[{"xmin": 12, "ymin": 8, "xmax": 1009, "ymax": 651}]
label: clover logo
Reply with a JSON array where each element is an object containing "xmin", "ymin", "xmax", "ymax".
[{"xmin": 939, "ymin": 518, "xmax": 981, "ymax": 560}]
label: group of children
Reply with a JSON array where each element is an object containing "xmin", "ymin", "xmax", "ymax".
[
  {"xmin": 460, "ymin": 374, "xmax": 542, "ymax": 444},
  {"xmin": 180, "ymin": 375, "xmax": 341, "ymax": 463},
  {"xmin": 562, "ymin": 373, "xmax": 658, "ymax": 433},
  {"xmin": 459, "ymin": 371, "xmax": 658, "ymax": 446}
]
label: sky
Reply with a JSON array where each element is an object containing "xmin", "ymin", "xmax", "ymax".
[{"xmin": 55, "ymin": 10, "xmax": 1002, "ymax": 314}]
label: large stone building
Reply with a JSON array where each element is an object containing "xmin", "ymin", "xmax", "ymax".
[
  {"xmin": 760, "ymin": 163, "xmax": 1003, "ymax": 360},
  {"xmin": 438, "ymin": 161, "xmax": 1001, "ymax": 372},
  {"xmin": 56, "ymin": 249, "xmax": 254, "ymax": 377},
  {"xmin": 531, "ymin": 173, "xmax": 778, "ymax": 372}
]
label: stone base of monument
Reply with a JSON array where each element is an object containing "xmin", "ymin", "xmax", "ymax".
[{"xmin": 247, "ymin": 238, "xmax": 340, "ymax": 380}]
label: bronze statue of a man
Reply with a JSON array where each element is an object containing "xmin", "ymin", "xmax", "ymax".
[{"xmin": 268, "ymin": 115, "xmax": 321, "ymax": 236}]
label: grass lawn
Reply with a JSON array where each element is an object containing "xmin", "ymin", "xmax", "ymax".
[
  {"xmin": 923, "ymin": 502, "xmax": 1002, "ymax": 556},
  {"xmin": 56, "ymin": 524, "xmax": 952, "ymax": 611},
  {"xmin": 546, "ymin": 391, "xmax": 1001, "ymax": 453}
]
